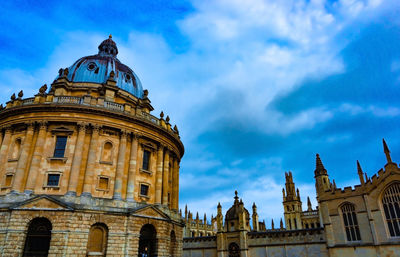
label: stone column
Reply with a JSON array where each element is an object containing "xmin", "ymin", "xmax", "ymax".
[
  {"xmin": 162, "ymin": 149, "xmax": 170, "ymax": 205},
  {"xmin": 114, "ymin": 130, "xmax": 128, "ymax": 200},
  {"xmin": 155, "ymin": 145, "xmax": 164, "ymax": 204},
  {"xmin": 0, "ymin": 130, "xmax": 3, "ymax": 149},
  {"xmin": 12, "ymin": 123, "xmax": 35, "ymax": 193},
  {"xmin": 0, "ymin": 127, "xmax": 12, "ymax": 179},
  {"xmin": 66, "ymin": 122, "xmax": 87, "ymax": 196},
  {"xmin": 172, "ymin": 158, "xmax": 179, "ymax": 210},
  {"xmin": 126, "ymin": 133, "xmax": 138, "ymax": 201},
  {"xmin": 25, "ymin": 121, "xmax": 48, "ymax": 193},
  {"xmin": 82, "ymin": 124, "xmax": 100, "ymax": 197}
]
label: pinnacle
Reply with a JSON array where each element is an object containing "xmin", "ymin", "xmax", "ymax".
[
  {"xmin": 383, "ymin": 138, "xmax": 390, "ymax": 153},
  {"xmin": 357, "ymin": 160, "xmax": 363, "ymax": 174}
]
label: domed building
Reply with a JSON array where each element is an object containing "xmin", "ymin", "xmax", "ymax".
[{"xmin": 0, "ymin": 36, "xmax": 184, "ymax": 257}]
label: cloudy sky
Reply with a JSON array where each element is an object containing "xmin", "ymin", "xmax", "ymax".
[{"xmin": 1, "ymin": 0, "xmax": 399, "ymax": 225}]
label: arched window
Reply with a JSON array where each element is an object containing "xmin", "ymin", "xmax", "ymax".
[
  {"xmin": 139, "ymin": 224, "xmax": 157, "ymax": 257},
  {"xmin": 228, "ymin": 242, "xmax": 240, "ymax": 257},
  {"xmin": 100, "ymin": 141, "xmax": 113, "ymax": 163},
  {"xmin": 170, "ymin": 230, "xmax": 177, "ymax": 257},
  {"xmin": 341, "ymin": 203, "xmax": 361, "ymax": 241},
  {"xmin": 87, "ymin": 223, "xmax": 108, "ymax": 256},
  {"xmin": 11, "ymin": 138, "xmax": 21, "ymax": 159},
  {"xmin": 382, "ymin": 183, "xmax": 400, "ymax": 237},
  {"xmin": 23, "ymin": 217, "xmax": 52, "ymax": 257}
]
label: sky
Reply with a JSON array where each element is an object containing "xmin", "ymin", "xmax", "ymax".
[{"xmin": 0, "ymin": 0, "xmax": 400, "ymax": 226}]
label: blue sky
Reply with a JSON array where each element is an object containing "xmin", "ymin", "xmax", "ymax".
[{"xmin": 1, "ymin": 0, "xmax": 400, "ymax": 225}]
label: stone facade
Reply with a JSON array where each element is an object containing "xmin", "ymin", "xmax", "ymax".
[
  {"xmin": 0, "ymin": 36, "xmax": 184, "ymax": 257},
  {"xmin": 183, "ymin": 140, "xmax": 400, "ymax": 257}
]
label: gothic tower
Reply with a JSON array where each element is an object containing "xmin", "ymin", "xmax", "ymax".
[{"xmin": 282, "ymin": 171, "xmax": 303, "ymax": 229}]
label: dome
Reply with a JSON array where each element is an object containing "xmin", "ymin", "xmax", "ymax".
[
  {"xmin": 225, "ymin": 191, "xmax": 250, "ymax": 221},
  {"xmin": 57, "ymin": 35, "xmax": 143, "ymax": 98}
]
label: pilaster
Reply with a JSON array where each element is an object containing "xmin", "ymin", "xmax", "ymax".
[
  {"xmin": 127, "ymin": 133, "xmax": 138, "ymax": 201},
  {"xmin": 66, "ymin": 122, "xmax": 87, "ymax": 195},
  {"xmin": 82, "ymin": 124, "xmax": 100, "ymax": 196},
  {"xmin": 12, "ymin": 123, "xmax": 34, "ymax": 193},
  {"xmin": 155, "ymin": 145, "xmax": 164, "ymax": 204},
  {"xmin": 113, "ymin": 129, "xmax": 128, "ymax": 200},
  {"xmin": 25, "ymin": 121, "xmax": 48, "ymax": 193},
  {"xmin": 162, "ymin": 149, "xmax": 170, "ymax": 205}
]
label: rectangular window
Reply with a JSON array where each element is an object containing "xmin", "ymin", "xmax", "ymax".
[
  {"xmin": 4, "ymin": 174, "xmax": 13, "ymax": 187},
  {"xmin": 98, "ymin": 177, "xmax": 109, "ymax": 190},
  {"xmin": 142, "ymin": 150, "xmax": 151, "ymax": 170},
  {"xmin": 140, "ymin": 184, "xmax": 149, "ymax": 196},
  {"xmin": 47, "ymin": 174, "xmax": 60, "ymax": 187},
  {"xmin": 53, "ymin": 136, "xmax": 67, "ymax": 157}
]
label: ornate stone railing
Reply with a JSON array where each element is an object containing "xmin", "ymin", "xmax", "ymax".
[
  {"xmin": 54, "ymin": 96, "xmax": 82, "ymax": 104},
  {"xmin": 302, "ymin": 210, "xmax": 318, "ymax": 216},
  {"xmin": 141, "ymin": 111, "xmax": 160, "ymax": 125},
  {"xmin": 104, "ymin": 101, "xmax": 124, "ymax": 112},
  {"xmin": 22, "ymin": 98, "xmax": 35, "ymax": 105}
]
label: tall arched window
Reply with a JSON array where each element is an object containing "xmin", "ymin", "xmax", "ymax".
[
  {"xmin": 228, "ymin": 242, "xmax": 240, "ymax": 257},
  {"xmin": 170, "ymin": 230, "xmax": 177, "ymax": 257},
  {"xmin": 23, "ymin": 217, "xmax": 52, "ymax": 257},
  {"xmin": 139, "ymin": 224, "xmax": 157, "ymax": 257},
  {"xmin": 87, "ymin": 223, "xmax": 108, "ymax": 256},
  {"xmin": 341, "ymin": 203, "xmax": 361, "ymax": 241},
  {"xmin": 382, "ymin": 183, "xmax": 400, "ymax": 237}
]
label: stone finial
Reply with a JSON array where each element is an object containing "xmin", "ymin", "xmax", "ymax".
[
  {"xmin": 63, "ymin": 68, "xmax": 69, "ymax": 76},
  {"xmin": 357, "ymin": 160, "xmax": 365, "ymax": 185},
  {"xmin": 271, "ymin": 219, "xmax": 275, "ymax": 230},
  {"xmin": 39, "ymin": 84, "xmax": 48, "ymax": 95},
  {"xmin": 109, "ymin": 70, "xmax": 115, "ymax": 79},
  {"xmin": 160, "ymin": 111, "xmax": 164, "ymax": 119},
  {"xmin": 204, "ymin": 213, "xmax": 207, "ymax": 224},
  {"xmin": 174, "ymin": 125, "xmax": 179, "ymax": 134},
  {"xmin": 109, "ymin": 34, "xmax": 112, "ymax": 39},
  {"xmin": 58, "ymin": 68, "xmax": 63, "ymax": 76},
  {"xmin": 280, "ymin": 218, "xmax": 284, "ymax": 229},
  {"xmin": 315, "ymin": 153, "xmax": 327, "ymax": 176},
  {"xmin": 196, "ymin": 212, "xmax": 199, "ymax": 221},
  {"xmin": 307, "ymin": 196, "xmax": 312, "ymax": 211},
  {"xmin": 166, "ymin": 115, "xmax": 170, "ymax": 123},
  {"xmin": 383, "ymin": 138, "xmax": 393, "ymax": 163},
  {"xmin": 10, "ymin": 93, "xmax": 16, "ymax": 101},
  {"xmin": 252, "ymin": 202, "xmax": 257, "ymax": 210},
  {"xmin": 143, "ymin": 89, "xmax": 148, "ymax": 97},
  {"xmin": 18, "ymin": 90, "xmax": 23, "ymax": 99},
  {"xmin": 296, "ymin": 188, "xmax": 300, "ymax": 198}
]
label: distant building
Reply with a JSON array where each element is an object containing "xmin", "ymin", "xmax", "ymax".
[
  {"xmin": 0, "ymin": 36, "xmax": 184, "ymax": 257},
  {"xmin": 183, "ymin": 140, "xmax": 400, "ymax": 257}
]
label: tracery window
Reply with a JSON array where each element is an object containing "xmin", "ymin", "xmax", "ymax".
[
  {"xmin": 341, "ymin": 203, "xmax": 361, "ymax": 241},
  {"xmin": 382, "ymin": 183, "xmax": 400, "ymax": 237},
  {"xmin": 87, "ymin": 223, "xmax": 108, "ymax": 256},
  {"xmin": 228, "ymin": 242, "xmax": 240, "ymax": 257}
]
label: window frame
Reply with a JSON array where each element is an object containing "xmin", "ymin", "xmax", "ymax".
[
  {"xmin": 139, "ymin": 183, "xmax": 150, "ymax": 198},
  {"xmin": 99, "ymin": 141, "xmax": 114, "ymax": 165},
  {"xmin": 340, "ymin": 202, "xmax": 361, "ymax": 242},
  {"xmin": 43, "ymin": 171, "xmax": 62, "ymax": 188},
  {"xmin": 381, "ymin": 182, "xmax": 400, "ymax": 238},
  {"xmin": 96, "ymin": 175, "xmax": 110, "ymax": 192},
  {"xmin": 53, "ymin": 135, "xmax": 68, "ymax": 158},
  {"xmin": 2, "ymin": 172, "xmax": 14, "ymax": 189}
]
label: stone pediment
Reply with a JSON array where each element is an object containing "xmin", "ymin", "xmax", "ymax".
[
  {"xmin": 10, "ymin": 195, "xmax": 74, "ymax": 211},
  {"xmin": 132, "ymin": 205, "xmax": 170, "ymax": 220}
]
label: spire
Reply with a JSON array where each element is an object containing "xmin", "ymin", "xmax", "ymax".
[
  {"xmin": 204, "ymin": 213, "xmax": 207, "ymax": 224},
  {"xmin": 357, "ymin": 160, "xmax": 365, "ymax": 185},
  {"xmin": 307, "ymin": 196, "xmax": 312, "ymax": 211},
  {"xmin": 296, "ymin": 188, "xmax": 300, "ymax": 198},
  {"xmin": 234, "ymin": 190, "xmax": 239, "ymax": 204},
  {"xmin": 280, "ymin": 218, "xmax": 284, "ymax": 229},
  {"xmin": 383, "ymin": 138, "xmax": 393, "ymax": 163},
  {"xmin": 271, "ymin": 219, "xmax": 275, "ymax": 230},
  {"xmin": 196, "ymin": 212, "xmax": 199, "ymax": 221},
  {"xmin": 314, "ymin": 154, "xmax": 327, "ymax": 176}
]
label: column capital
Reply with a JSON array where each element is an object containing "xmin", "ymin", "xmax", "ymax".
[
  {"xmin": 77, "ymin": 122, "xmax": 88, "ymax": 132},
  {"xmin": 120, "ymin": 129, "xmax": 129, "ymax": 138},
  {"xmin": 26, "ymin": 122, "xmax": 35, "ymax": 130},
  {"xmin": 37, "ymin": 120, "xmax": 48, "ymax": 130},
  {"xmin": 91, "ymin": 124, "xmax": 101, "ymax": 133},
  {"xmin": 3, "ymin": 126, "xmax": 12, "ymax": 133}
]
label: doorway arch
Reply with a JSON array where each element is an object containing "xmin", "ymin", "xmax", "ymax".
[
  {"xmin": 23, "ymin": 217, "xmax": 52, "ymax": 257},
  {"xmin": 228, "ymin": 242, "xmax": 240, "ymax": 257},
  {"xmin": 138, "ymin": 224, "xmax": 157, "ymax": 257}
]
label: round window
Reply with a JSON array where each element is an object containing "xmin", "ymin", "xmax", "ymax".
[
  {"xmin": 125, "ymin": 74, "xmax": 131, "ymax": 82},
  {"xmin": 87, "ymin": 62, "xmax": 97, "ymax": 71}
]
